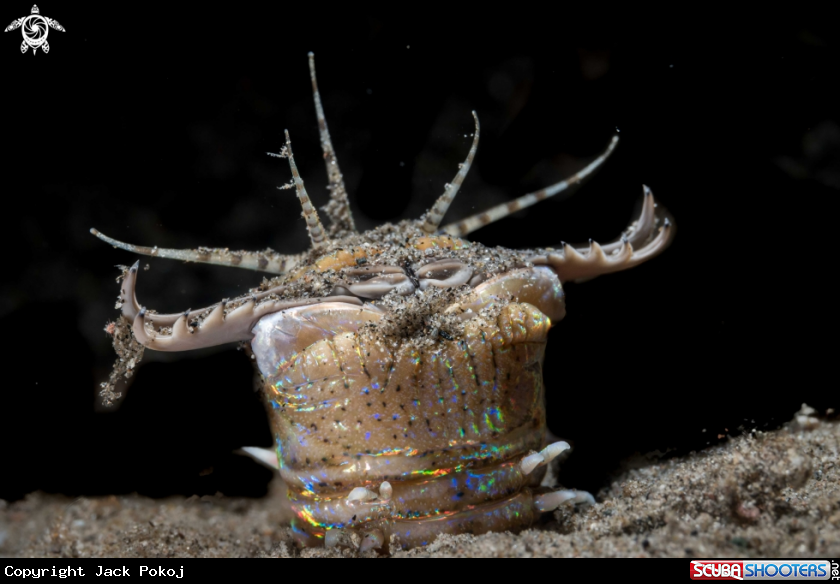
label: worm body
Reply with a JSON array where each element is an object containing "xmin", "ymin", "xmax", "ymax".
[{"xmin": 93, "ymin": 54, "xmax": 674, "ymax": 552}]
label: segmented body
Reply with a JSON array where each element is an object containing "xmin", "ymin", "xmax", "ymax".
[{"xmin": 93, "ymin": 54, "xmax": 674, "ymax": 552}]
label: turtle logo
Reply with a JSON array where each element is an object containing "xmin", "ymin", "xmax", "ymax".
[{"xmin": 5, "ymin": 5, "xmax": 64, "ymax": 54}]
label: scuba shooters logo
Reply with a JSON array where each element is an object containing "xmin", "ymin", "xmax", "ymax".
[{"xmin": 690, "ymin": 560, "xmax": 837, "ymax": 580}]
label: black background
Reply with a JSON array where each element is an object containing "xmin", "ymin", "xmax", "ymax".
[{"xmin": 0, "ymin": 6, "xmax": 836, "ymax": 501}]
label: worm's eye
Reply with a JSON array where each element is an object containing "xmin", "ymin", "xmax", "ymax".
[
  {"xmin": 339, "ymin": 265, "xmax": 415, "ymax": 299},
  {"xmin": 416, "ymin": 260, "xmax": 473, "ymax": 290},
  {"xmin": 347, "ymin": 273, "xmax": 415, "ymax": 298}
]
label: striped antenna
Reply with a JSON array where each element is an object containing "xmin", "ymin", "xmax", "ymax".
[
  {"xmin": 308, "ymin": 52, "xmax": 355, "ymax": 234},
  {"xmin": 420, "ymin": 111, "xmax": 481, "ymax": 234},
  {"xmin": 440, "ymin": 135, "xmax": 619, "ymax": 237},
  {"xmin": 89, "ymin": 228, "xmax": 300, "ymax": 275},
  {"xmin": 276, "ymin": 130, "xmax": 329, "ymax": 250}
]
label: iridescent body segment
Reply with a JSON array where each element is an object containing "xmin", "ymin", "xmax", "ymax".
[
  {"xmin": 93, "ymin": 54, "xmax": 674, "ymax": 552},
  {"xmin": 252, "ymin": 288, "xmax": 554, "ymax": 547}
]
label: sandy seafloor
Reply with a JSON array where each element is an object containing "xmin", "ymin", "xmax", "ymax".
[{"xmin": 2, "ymin": 407, "xmax": 838, "ymax": 558}]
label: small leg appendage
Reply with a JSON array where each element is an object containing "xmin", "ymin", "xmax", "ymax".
[
  {"xmin": 520, "ymin": 441, "xmax": 570, "ymax": 475},
  {"xmin": 359, "ymin": 528, "xmax": 385, "ymax": 553},
  {"xmin": 534, "ymin": 489, "xmax": 595, "ymax": 512},
  {"xmin": 324, "ymin": 528, "xmax": 360, "ymax": 549}
]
